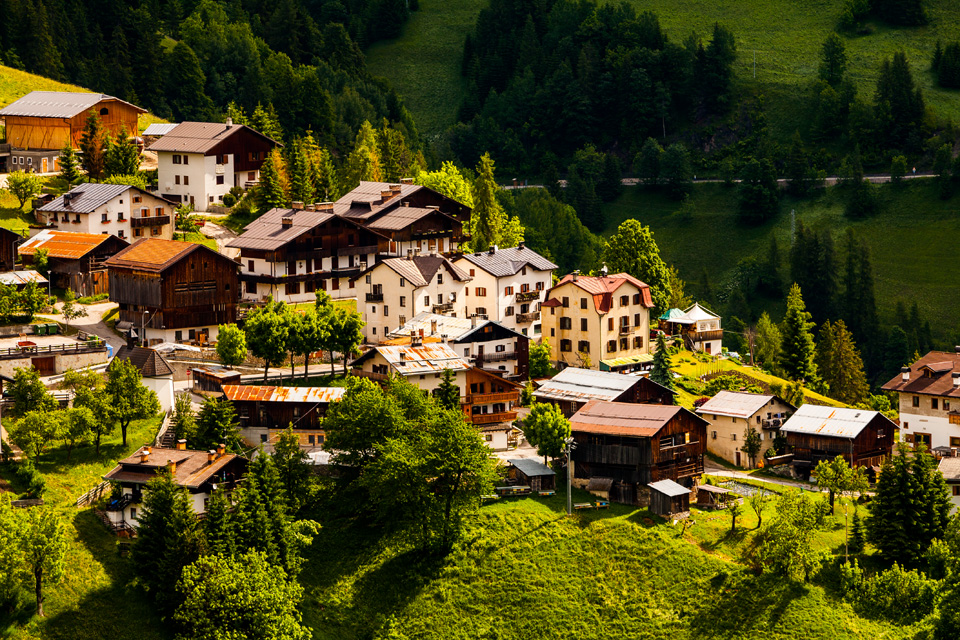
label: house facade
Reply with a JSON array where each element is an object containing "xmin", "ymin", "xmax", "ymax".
[
  {"xmin": 148, "ymin": 121, "xmax": 278, "ymax": 211},
  {"xmin": 222, "ymin": 385, "xmax": 345, "ymax": 451},
  {"xmin": 779, "ymin": 404, "xmax": 896, "ymax": 476},
  {"xmin": 0, "ymin": 227, "xmax": 22, "ymax": 271},
  {"xmin": 112, "ymin": 346, "xmax": 176, "ymax": 413},
  {"xmin": 540, "ymin": 271, "xmax": 654, "ymax": 370},
  {"xmin": 661, "ymin": 303, "xmax": 723, "ymax": 355},
  {"xmin": 881, "ymin": 350, "xmax": 960, "ymax": 450},
  {"xmin": 569, "ymin": 400, "xmax": 707, "ymax": 505},
  {"xmin": 453, "ymin": 320, "xmax": 530, "ymax": 380},
  {"xmin": 105, "ymin": 238, "xmax": 239, "ymax": 345},
  {"xmin": 939, "ymin": 457, "xmax": 960, "ymax": 512},
  {"xmin": 101, "ymin": 442, "xmax": 245, "ymax": 533},
  {"xmin": 35, "ymin": 183, "xmax": 175, "ymax": 242},
  {"xmin": 453, "ymin": 243, "xmax": 557, "ymax": 336},
  {"xmin": 354, "ymin": 254, "xmax": 472, "ymax": 344},
  {"xmin": 18, "ymin": 230, "xmax": 129, "ymax": 296},
  {"xmin": 533, "ymin": 367, "xmax": 677, "ymax": 417},
  {"xmin": 695, "ymin": 390, "xmax": 795, "ymax": 468}
]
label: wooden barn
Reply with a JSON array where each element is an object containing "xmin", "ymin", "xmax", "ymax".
[
  {"xmin": 191, "ymin": 366, "xmax": 242, "ymax": 395},
  {"xmin": 779, "ymin": 404, "xmax": 896, "ymax": 476},
  {"xmin": 508, "ymin": 458, "xmax": 556, "ymax": 492},
  {"xmin": 648, "ymin": 479, "xmax": 691, "ymax": 517},
  {"xmin": 221, "ymin": 385, "xmax": 346, "ymax": 450},
  {"xmin": 534, "ymin": 368, "xmax": 677, "ymax": 418},
  {"xmin": 569, "ymin": 400, "xmax": 707, "ymax": 505},
  {"xmin": 0, "ymin": 91, "xmax": 144, "ymax": 151},
  {"xmin": 0, "ymin": 227, "xmax": 22, "ymax": 271},
  {"xmin": 18, "ymin": 230, "xmax": 129, "ymax": 296},
  {"xmin": 104, "ymin": 238, "xmax": 239, "ymax": 346}
]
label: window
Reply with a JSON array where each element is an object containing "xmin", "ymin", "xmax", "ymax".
[
  {"xmin": 562, "ymin": 297, "xmax": 569, "ymax": 308},
  {"xmin": 633, "ymin": 293, "xmax": 641, "ymax": 304},
  {"xmin": 633, "ymin": 337, "xmax": 643, "ymax": 348},
  {"xmin": 521, "ymin": 283, "xmax": 530, "ymax": 293},
  {"xmin": 437, "ymin": 273, "xmax": 443, "ymax": 284},
  {"xmin": 578, "ymin": 340, "xmax": 590, "ymax": 353},
  {"xmin": 712, "ymin": 431, "xmax": 717, "ymax": 439},
  {"xmin": 101, "ymin": 213, "xmax": 109, "ymax": 222},
  {"xmin": 260, "ymin": 434, "xmax": 268, "ymax": 443},
  {"xmin": 476, "ymin": 307, "xmax": 487, "ymax": 316},
  {"xmin": 285, "ymin": 282, "xmax": 300, "ymax": 295},
  {"xmin": 400, "ymin": 278, "xmax": 405, "ymax": 287},
  {"xmin": 130, "ymin": 507, "xmax": 137, "ymax": 519},
  {"xmin": 913, "ymin": 396, "xmax": 920, "ymax": 407},
  {"xmin": 384, "ymin": 306, "xmax": 389, "ymax": 317},
  {"xmin": 607, "ymin": 340, "xmax": 616, "ymax": 352},
  {"xmin": 951, "ymin": 437, "xmax": 960, "ymax": 447},
  {"xmin": 536, "ymin": 281, "xmax": 544, "ymax": 290},
  {"xmin": 133, "ymin": 195, "xmax": 141, "ymax": 204},
  {"xmin": 580, "ymin": 297, "xmax": 587, "ymax": 309},
  {"xmin": 954, "ymin": 486, "xmax": 960, "ymax": 497},
  {"xmin": 496, "ymin": 344, "xmax": 506, "ymax": 352},
  {"xmin": 619, "ymin": 338, "xmax": 628, "ymax": 351},
  {"xmin": 400, "ymin": 296, "xmax": 406, "ymax": 307},
  {"xmin": 99, "ymin": 107, "xmax": 109, "ymax": 116},
  {"xmin": 933, "ymin": 398, "xmax": 939, "ymax": 410},
  {"xmin": 118, "ymin": 230, "xmax": 125, "ymax": 239},
  {"xmin": 580, "ymin": 319, "xmax": 588, "ymax": 331},
  {"xmin": 184, "ymin": 176, "xmax": 189, "ymax": 185},
  {"xmin": 175, "ymin": 331, "xmax": 183, "ymax": 342},
  {"xmin": 608, "ymin": 318, "xmax": 614, "ymax": 331},
  {"xmin": 732, "ymin": 433, "xmax": 737, "ymax": 441},
  {"xmin": 469, "ymin": 269, "xmax": 475, "ymax": 276},
  {"xmin": 134, "ymin": 228, "xmax": 143, "ymax": 237},
  {"xmin": 173, "ymin": 154, "xmax": 181, "ymax": 165},
  {"xmin": 946, "ymin": 400, "xmax": 952, "ymax": 411},
  {"xmin": 476, "ymin": 287, "xmax": 487, "ymax": 296},
  {"xmin": 559, "ymin": 317, "xmax": 572, "ymax": 330},
  {"xmin": 247, "ymin": 260, "xmax": 255, "ymax": 272},
  {"xmin": 216, "ymin": 175, "xmax": 225, "ymax": 185},
  {"xmin": 505, "ymin": 306, "xmax": 514, "ymax": 316},
  {"xmin": 424, "ymin": 295, "xmax": 430, "ymax": 307},
  {"xmin": 151, "ymin": 226, "xmax": 161, "ymax": 236},
  {"xmin": 634, "ymin": 313, "xmax": 641, "ymax": 326},
  {"xmin": 175, "ymin": 175, "xmax": 180, "ymax": 185},
  {"xmin": 183, "ymin": 155, "xmax": 189, "ymax": 165},
  {"xmin": 560, "ymin": 339, "xmax": 572, "ymax": 352},
  {"xmin": 505, "ymin": 286, "xmax": 514, "ymax": 296},
  {"xmin": 308, "ymin": 435, "xmax": 315, "ymax": 445}
]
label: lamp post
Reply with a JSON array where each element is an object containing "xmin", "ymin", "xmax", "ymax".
[
  {"xmin": 564, "ymin": 436, "xmax": 576, "ymax": 516},
  {"xmin": 141, "ymin": 309, "xmax": 153, "ymax": 347}
]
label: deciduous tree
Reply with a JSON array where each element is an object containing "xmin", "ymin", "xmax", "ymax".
[
  {"xmin": 245, "ymin": 300, "xmax": 290, "ymax": 382},
  {"xmin": 3, "ymin": 171, "xmax": 43, "ymax": 209},
  {"xmin": 9, "ymin": 411, "xmax": 61, "ymax": 462},
  {"xmin": 603, "ymin": 219, "xmax": 672, "ymax": 314},
  {"xmin": 194, "ymin": 397, "xmax": 241, "ymax": 452},
  {"xmin": 529, "ymin": 339, "xmax": 551, "ymax": 379},
  {"xmin": 742, "ymin": 425, "xmax": 762, "ymax": 468},
  {"xmin": 748, "ymin": 489, "xmax": 824, "ymax": 582},
  {"xmin": 8, "ymin": 366, "xmax": 57, "ymax": 417},
  {"xmin": 216, "ymin": 323, "xmax": 247, "ymax": 368},
  {"xmin": 522, "ymin": 402, "xmax": 571, "ymax": 461},
  {"xmin": 21, "ymin": 507, "xmax": 66, "ymax": 617},
  {"xmin": 106, "ymin": 357, "xmax": 161, "ymax": 445}
]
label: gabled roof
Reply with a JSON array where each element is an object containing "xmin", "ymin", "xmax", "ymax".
[
  {"xmin": 0, "ymin": 226, "xmax": 23, "ymax": 241},
  {"xmin": 779, "ymin": 404, "xmax": 894, "ymax": 439},
  {"xmin": 336, "ymin": 181, "xmax": 424, "ymax": 219},
  {"xmin": 386, "ymin": 312, "xmax": 475, "ymax": 341},
  {"xmin": 882, "ymin": 351, "xmax": 960, "ymax": 398},
  {"xmin": 0, "ymin": 91, "xmax": 145, "ymax": 118},
  {"xmin": 104, "ymin": 445, "xmax": 243, "ymax": 489},
  {"xmin": 570, "ymin": 400, "xmax": 706, "ymax": 437},
  {"xmin": 18, "ymin": 229, "xmax": 127, "ymax": 259},
  {"xmin": 648, "ymin": 479, "xmax": 690, "ymax": 497},
  {"xmin": 351, "ymin": 343, "xmax": 470, "ymax": 376},
  {"xmin": 696, "ymin": 390, "xmax": 791, "ymax": 420},
  {"xmin": 453, "ymin": 320, "xmax": 527, "ymax": 343},
  {"xmin": 680, "ymin": 302, "xmax": 720, "ymax": 322},
  {"xmin": 0, "ymin": 270, "xmax": 47, "ymax": 287},
  {"xmin": 362, "ymin": 255, "xmax": 471, "ymax": 288},
  {"xmin": 547, "ymin": 273, "xmax": 653, "ymax": 313},
  {"xmin": 221, "ymin": 385, "xmax": 345, "ymax": 404},
  {"xmin": 113, "ymin": 346, "xmax": 174, "ymax": 377},
  {"xmin": 533, "ymin": 367, "xmax": 639, "ymax": 403},
  {"xmin": 457, "ymin": 244, "xmax": 557, "ymax": 277},
  {"xmin": 105, "ymin": 238, "xmax": 227, "ymax": 272},
  {"xmin": 227, "ymin": 208, "xmax": 338, "ymax": 251},
  {"xmin": 939, "ymin": 457, "xmax": 960, "ymax": 481},
  {"xmin": 38, "ymin": 183, "xmax": 161, "ymax": 214},
  {"xmin": 366, "ymin": 206, "xmax": 458, "ymax": 231},
  {"xmin": 146, "ymin": 121, "xmax": 278, "ymax": 154}
]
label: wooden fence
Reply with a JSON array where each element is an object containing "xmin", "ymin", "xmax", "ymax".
[{"xmin": 76, "ymin": 480, "xmax": 112, "ymax": 507}]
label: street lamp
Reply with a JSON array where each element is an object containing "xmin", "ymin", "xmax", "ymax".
[
  {"xmin": 141, "ymin": 309, "xmax": 154, "ymax": 347},
  {"xmin": 564, "ymin": 436, "xmax": 576, "ymax": 516}
]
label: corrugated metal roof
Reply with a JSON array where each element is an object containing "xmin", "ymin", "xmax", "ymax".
[
  {"xmin": 534, "ymin": 367, "xmax": 638, "ymax": 403},
  {"xmin": 146, "ymin": 121, "xmax": 278, "ymax": 154},
  {"xmin": 386, "ymin": 312, "xmax": 475, "ymax": 340},
  {"xmin": 696, "ymin": 390, "xmax": 776, "ymax": 419},
  {"xmin": 19, "ymin": 230, "xmax": 117, "ymax": 259},
  {"xmin": 0, "ymin": 91, "xmax": 145, "ymax": 117},
  {"xmin": 779, "ymin": 404, "xmax": 890, "ymax": 439},
  {"xmin": 104, "ymin": 238, "xmax": 200, "ymax": 271},
  {"xmin": 227, "ymin": 208, "xmax": 339, "ymax": 251},
  {"xmin": 374, "ymin": 343, "xmax": 470, "ymax": 375},
  {"xmin": 509, "ymin": 458, "xmax": 555, "ymax": 477},
  {"xmin": 0, "ymin": 270, "xmax": 48, "ymax": 286},
  {"xmin": 143, "ymin": 123, "xmax": 178, "ymax": 136},
  {"xmin": 458, "ymin": 245, "xmax": 557, "ymax": 277},
  {"xmin": 648, "ymin": 479, "xmax": 690, "ymax": 497},
  {"xmin": 221, "ymin": 385, "xmax": 346, "ymax": 404},
  {"xmin": 569, "ymin": 400, "xmax": 689, "ymax": 437},
  {"xmin": 367, "ymin": 206, "xmax": 446, "ymax": 231},
  {"xmin": 191, "ymin": 366, "xmax": 242, "ymax": 380},
  {"xmin": 939, "ymin": 457, "xmax": 960, "ymax": 481},
  {"xmin": 38, "ymin": 183, "xmax": 134, "ymax": 214}
]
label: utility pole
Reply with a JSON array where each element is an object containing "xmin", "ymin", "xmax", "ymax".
[{"xmin": 564, "ymin": 436, "xmax": 576, "ymax": 516}]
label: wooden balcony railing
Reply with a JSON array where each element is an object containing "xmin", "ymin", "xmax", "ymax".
[
  {"xmin": 131, "ymin": 215, "xmax": 171, "ymax": 228},
  {"xmin": 476, "ymin": 351, "xmax": 516, "ymax": 364},
  {"xmin": 618, "ymin": 325, "xmax": 636, "ymax": 335},
  {"xmin": 516, "ymin": 311, "xmax": 540, "ymax": 323},
  {"xmin": 470, "ymin": 411, "xmax": 518, "ymax": 425},
  {"xmin": 515, "ymin": 290, "xmax": 541, "ymax": 302},
  {"xmin": 691, "ymin": 329, "xmax": 724, "ymax": 342},
  {"xmin": 366, "ymin": 292, "xmax": 384, "ymax": 302},
  {"xmin": 433, "ymin": 302, "xmax": 454, "ymax": 313},
  {"xmin": 463, "ymin": 391, "xmax": 518, "ymax": 405}
]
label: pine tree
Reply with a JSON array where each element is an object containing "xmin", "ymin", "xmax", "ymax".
[
  {"xmin": 818, "ymin": 320, "xmax": 869, "ymax": 405},
  {"xmin": 258, "ymin": 148, "xmax": 289, "ymax": 210},
  {"xmin": 650, "ymin": 333, "xmax": 674, "ymax": 394},
  {"xmin": 78, "ymin": 111, "xmax": 108, "ymax": 181},
  {"xmin": 470, "ymin": 153, "xmax": 509, "ymax": 251},
  {"xmin": 104, "ymin": 126, "xmax": 140, "ymax": 177},
  {"xmin": 204, "ymin": 489, "xmax": 236, "ymax": 558},
  {"xmin": 597, "ymin": 153, "xmax": 623, "ymax": 202},
  {"xmin": 166, "ymin": 41, "xmax": 215, "ymax": 122},
  {"xmin": 436, "ymin": 368, "xmax": 461, "ymax": 410},
  {"xmin": 874, "ymin": 51, "xmax": 925, "ymax": 149},
  {"xmin": 818, "ymin": 33, "xmax": 848, "ymax": 86},
  {"xmin": 343, "ymin": 121, "xmax": 382, "ymax": 192},
  {"xmin": 289, "ymin": 139, "xmax": 315, "ymax": 205},
  {"xmin": 849, "ymin": 510, "xmax": 865, "ymax": 555},
  {"xmin": 251, "ymin": 103, "xmax": 284, "ymax": 142},
  {"xmin": 57, "ymin": 143, "xmax": 81, "ymax": 185},
  {"xmin": 779, "ymin": 284, "xmax": 818, "ymax": 383}
]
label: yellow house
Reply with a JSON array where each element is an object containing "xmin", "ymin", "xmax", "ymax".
[
  {"xmin": 695, "ymin": 390, "xmax": 795, "ymax": 468},
  {"xmin": 540, "ymin": 270, "xmax": 654, "ymax": 370}
]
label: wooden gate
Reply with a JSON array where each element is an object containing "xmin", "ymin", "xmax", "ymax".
[
  {"xmin": 31, "ymin": 356, "xmax": 56, "ymax": 376},
  {"xmin": 68, "ymin": 271, "xmax": 109, "ymax": 297}
]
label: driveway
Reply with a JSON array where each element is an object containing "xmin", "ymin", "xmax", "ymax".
[
  {"xmin": 200, "ymin": 221, "xmax": 239, "ymax": 258},
  {"xmin": 704, "ymin": 457, "xmax": 817, "ymax": 491},
  {"xmin": 36, "ymin": 300, "xmax": 125, "ymax": 351}
]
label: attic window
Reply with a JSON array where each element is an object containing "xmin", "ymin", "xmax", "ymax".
[{"xmin": 100, "ymin": 107, "xmax": 109, "ymax": 116}]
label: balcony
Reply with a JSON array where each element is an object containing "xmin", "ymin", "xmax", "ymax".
[
  {"xmin": 516, "ymin": 290, "xmax": 541, "ymax": 302},
  {"xmin": 337, "ymin": 245, "xmax": 378, "ymax": 257},
  {"xmin": 516, "ymin": 311, "xmax": 540, "ymax": 323},
  {"xmin": 691, "ymin": 329, "xmax": 724, "ymax": 342},
  {"xmin": 470, "ymin": 411, "xmax": 518, "ymax": 425},
  {"xmin": 475, "ymin": 351, "xmax": 516, "ymax": 364},
  {"xmin": 215, "ymin": 164, "xmax": 226, "ymax": 175},
  {"xmin": 433, "ymin": 302, "xmax": 454, "ymax": 314},
  {"xmin": 463, "ymin": 391, "xmax": 519, "ymax": 405},
  {"xmin": 366, "ymin": 292, "xmax": 384, "ymax": 302},
  {"xmin": 131, "ymin": 215, "xmax": 171, "ymax": 228},
  {"xmin": 619, "ymin": 324, "xmax": 636, "ymax": 335}
]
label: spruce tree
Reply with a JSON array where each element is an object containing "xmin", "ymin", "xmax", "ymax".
[
  {"xmin": 78, "ymin": 111, "xmax": 108, "ymax": 181},
  {"xmin": 818, "ymin": 320, "xmax": 869, "ymax": 405},
  {"xmin": 470, "ymin": 153, "xmax": 509, "ymax": 250},
  {"xmin": 57, "ymin": 143, "xmax": 81, "ymax": 185},
  {"xmin": 204, "ymin": 489, "xmax": 236, "ymax": 558},
  {"xmin": 104, "ymin": 126, "xmax": 140, "ymax": 177},
  {"xmin": 650, "ymin": 333, "xmax": 674, "ymax": 394},
  {"xmin": 166, "ymin": 41, "xmax": 215, "ymax": 122},
  {"xmin": 779, "ymin": 284, "xmax": 818, "ymax": 383},
  {"xmin": 258, "ymin": 148, "xmax": 289, "ymax": 210},
  {"xmin": 436, "ymin": 368, "xmax": 461, "ymax": 410},
  {"xmin": 289, "ymin": 140, "xmax": 315, "ymax": 205},
  {"xmin": 849, "ymin": 510, "xmax": 865, "ymax": 554}
]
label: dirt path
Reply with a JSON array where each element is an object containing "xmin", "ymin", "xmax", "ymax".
[
  {"xmin": 704, "ymin": 458, "xmax": 818, "ymax": 491},
  {"xmin": 36, "ymin": 300, "xmax": 125, "ymax": 351},
  {"xmin": 200, "ymin": 221, "xmax": 239, "ymax": 257}
]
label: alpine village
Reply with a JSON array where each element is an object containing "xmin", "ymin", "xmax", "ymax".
[{"xmin": 4, "ymin": 1, "xmax": 960, "ymax": 639}]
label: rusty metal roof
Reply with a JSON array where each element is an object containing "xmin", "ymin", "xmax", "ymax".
[
  {"xmin": 0, "ymin": 270, "xmax": 48, "ymax": 286},
  {"xmin": 779, "ymin": 404, "xmax": 894, "ymax": 439},
  {"xmin": 696, "ymin": 390, "xmax": 778, "ymax": 419},
  {"xmin": 221, "ymin": 385, "xmax": 346, "ymax": 404},
  {"xmin": 18, "ymin": 229, "xmax": 121, "ymax": 259},
  {"xmin": 534, "ymin": 367, "xmax": 639, "ymax": 403},
  {"xmin": 0, "ymin": 91, "xmax": 145, "ymax": 117},
  {"xmin": 386, "ymin": 312, "xmax": 475, "ymax": 341},
  {"xmin": 570, "ymin": 400, "xmax": 694, "ymax": 437},
  {"xmin": 370, "ymin": 343, "xmax": 469, "ymax": 375}
]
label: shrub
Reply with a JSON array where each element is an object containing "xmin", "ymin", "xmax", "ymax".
[
  {"xmin": 222, "ymin": 193, "xmax": 237, "ymax": 207},
  {"xmin": 857, "ymin": 563, "xmax": 937, "ymax": 623},
  {"xmin": 15, "ymin": 460, "xmax": 46, "ymax": 498}
]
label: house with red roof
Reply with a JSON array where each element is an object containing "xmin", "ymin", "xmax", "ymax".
[{"xmin": 540, "ymin": 268, "xmax": 655, "ymax": 370}]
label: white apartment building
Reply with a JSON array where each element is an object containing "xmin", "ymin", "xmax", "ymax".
[
  {"xmin": 453, "ymin": 243, "xmax": 557, "ymax": 337},
  {"xmin": 35, "ymin": 183, "xmax": 174, "ymax": 241}
]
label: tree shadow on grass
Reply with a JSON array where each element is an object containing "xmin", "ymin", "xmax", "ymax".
[{"xmin": 688, "ymin": 570, "xmax": 811, "ymax": 638}]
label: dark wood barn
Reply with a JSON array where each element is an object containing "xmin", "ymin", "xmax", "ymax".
[
  {"xmin": 18, "ymin": 230, "xmax": 128, "ymax": 296},
  {"xmin": 191, "ymin": 366, "xmax": 242, "ymax": 395},
  {"xmin": 221, "ymin": 385, "xmax": 345, "ymax": 449},
  {"xmin": 648, "ymin": 479, "xmax": 691, "ymax": 517},
  {"xmin": 569, "ymin": 400, "xmax": 707, "ymax": 505},
  {"xmin": 508, "ymin": 458, "xmax": 556, "ymax": 492},
  {"xmin": 104, "ymin": 238, "xmax": 238, "ymax": 344},
  {"xmin": 534, "ymin": 368, "xmax": 678, "ymax": 418},
  {"xmin": 779, "ymin": 404, "xmax": 896, "ymax": 476},
  {"xmin": 0, "ymin": 227, "xmax": 22, "ymax": 271}
]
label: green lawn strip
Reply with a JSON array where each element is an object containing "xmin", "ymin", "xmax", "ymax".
[{"xmin": 173, "ymin": 231, "xmax": 217, "ymax": 250}]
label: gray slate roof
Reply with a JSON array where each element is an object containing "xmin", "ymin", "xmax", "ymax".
[
  {"xmin": 38, "ymin": 183, "xmax": 137, "ymax": 214},
  {"xmin": 459, "ymin": 245, "xmax": 557, "ymax": 277},
  {"xmin": 509, "ymin": 458, "xmax": 555, "ymax": 478},
  {"xmin": 0, "ymin": 91, "xmax": 144, "ymax": 118},
  {"xmin": 367, "ymin": 207, "xmax": 453, "ymax": 231},
  {"xmin": 648, "ymin": 479, "xmax": 690, "ymax": 497},
  {"xmin": 228, "ymin": 208, "xmax": 338, "ymax": 251},
  {"xmin": 146, "ymin": 121, "xmax": 277, "ymax": 154},
  {"xmin": 533, "ymin": 367, "xmax": 637, "ymax": 403},
  {"xmin": 375, "ymin": 255, "xmax": 471, "ymax": 288}
]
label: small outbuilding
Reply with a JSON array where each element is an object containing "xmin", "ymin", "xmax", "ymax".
[
  {"xmin": 112, "ymin": 346, "xmax": 175, "ymax": 412},
  {"xmin": 508, "ymin": 458, "xmax": 556, "ymax": 492},
  {"xmin": 647, "ymin": 479, "xmax": 691, "ymax": 517},
  {"xmin": 191, "ymin": 365, "xmax": 242, "ymax": 395},
  {"xmin": 696, "ymin": 484, "xmax": 733, "ymax": 509}
]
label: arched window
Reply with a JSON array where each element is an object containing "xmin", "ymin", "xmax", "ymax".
[{"xmin": 99, "ymin": 107, "xmax": 109, "ymax": 116}]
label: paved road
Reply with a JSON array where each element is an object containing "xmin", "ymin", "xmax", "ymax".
[
  {"xmin": 503, "ymin": 171, "xmax": 936, "ymax": 190},
  {"xmin": 199, "ymin": 220, "xmax": 239, "ymax": 257}
]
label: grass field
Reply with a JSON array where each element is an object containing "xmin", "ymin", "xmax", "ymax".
[
  {"xmin": 602, "ymin": 179, "xmax": 960, "ymax": 339},
  {"xmin": 0, "ymin": 192, "xmax": 35, "ymax": 234},
  {"xmin": 174, "ymin": 231, "xmax": 217, "ymax": 250}
]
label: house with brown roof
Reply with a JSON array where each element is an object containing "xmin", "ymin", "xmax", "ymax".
[
  {"xmin": 695, "ymin": 390, "xmax": 795, "ymax": 468},
  {"xmin": 18, "ymin": 229, "xmax": 129, "ymax": 296},
  {"xmin": 34, "ymin": 183, "xmax": 175, "ymax": 242},
  {"xmin": 568, "ymin": 400, "xmax": 708, "ymax": 505},
  {"xmin": 882, "ymin": 349, "xmax": 960, "ymax": 451},
  {"xmin": 222, "ymin": 385, "xmax": 346, "ymax": 450},
  {"xmin": 540, "ymin": 268, "xmax": 655, "ymax": 371},
  {"xmin": 0, "ymin": 91, "xmax": 145, "ymax": 172},
  {"xmin": 352, "ymin": 254, "xmax": 472, "ymax": 344},
  {"xmin": 105, "ymin": 238, "xmax": 239, "ymax": 345},
  {"xmin": 533, "ymin": 367, "xmax": 677, "ymax": 417},
  {"xmin": 101, "ymin": 441, "xmax": 246, "ymax": 534},
  {"xmin": 113, "ymin": 346, "xmax": 175, "ymax": 412},
  {"xmin": 147, "ymin": 120, "xmax": 278, "ymax": 211}
]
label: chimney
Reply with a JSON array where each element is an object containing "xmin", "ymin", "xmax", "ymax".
[
  {"xmin": 139, "ymin": 448, "xmax": 150, "ymax": 464},
  {"xmin": 145, "ymin": 445, "xmax": 152, "ymax": 455},
  {"xmin": 399, "ymin": 351, "xmax": 406, "ymax": 363},
  {"xmin": 431, "ymin": 319, "xmax": 437, "ymax": 334},
  {"xmin": 573, "ymin": 270, "xmax": 580, "ymax": 282},
  {"xmin": 281, "ymin": 217, "xmax": 293, "ymax": 228},
  {"xmin": 400, "ymin": 177, "xmax": 413, "ymax": 184},
  {"xmin": 207, "ymin": 449, "xmax": 216, "ymax": 464},
  {"xmin": 217, "ymin": 443, "xmax": 226, "ymax": 457},
  {"xmin": 63, "ymin": 192, "xmax": 74, "ymax": 207},
  {"xmin": 518, "ymin": 241, "xmax": 525, "ymax": 250},
  {"xmin": 488, "ymin": 245, "xmax": 497, "ymax": 255},
  {"xmin": 225, "ymin": 117, "xmax": 233, "ymax": 128},
  {"xmin": 600, "ymin": 262, "xmax": 608, "ymax": 277},
  {"xmin": 406, "ymin": 248, "xmax": 413, "ymax": 260},
  {"xmin": 291, "ymin": 201, "xmax": 304, "ymax": 210},
  {"xmin": 176, "ymin": 438, "xmax": 187, "ymax": 451},
  {"xmin": 318, "ymin": 202, "xmax": 334, "ymax": 212},
  {"xmin": 901, "ymin": 367, "xmax": 910, "ymax": 382},
  {"xmin": 305, "ymin": 203, "xmax": 316, "ymax": 211},
  {"xmin": 953, "ymin": 372, "xmax": 960, "ymax": 388},
  {"xmin": 380, "ymin": 189, "xmax": 394, "ymax": 201},
  {"xmin": 471, "ymin": 314, "xmax": 477, "ymax": 328},
  {"xmin": 389, "ymin": 184, "xmax": 402, "ymax": 195},
  {"xmin": 359, "ymin": 261, "xmax": 367, "ymax": 271}
]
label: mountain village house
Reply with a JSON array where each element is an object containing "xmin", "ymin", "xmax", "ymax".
[
  {"xmin": 568, "ymin": 400, "xmax": 707, "ymax": 505},
  {"xmin": 221, "ymin": 385, "xmax": 345, "ymax": 451},
  {"xmin": 938, "ymin": 457, "xmax": 960, "ymax": 511},
  {"xmin": 105, "ymin": 238, "xmax": 239, "ymax": 345},
  {"xmin": 0, "ymin": 91, "xmax": 144, "ymax": 173},
  {"xmin": 882, "ymin": 349, "xmax": 960, "ymax": 451},
  {"xmin": 112, "ymin": 346, "xmax": 176, "ymax": 413},
  {"xmin": 147, "ymin": 120, "xmax": 278, "ymax": 211},
  {"xmin": 452, "ymin": 244, "xmax": 557, "ymax": 336},
  {"xmin": 101, "ymin": 442, "xmax": 246, "ymax": 534},
  {"xmin": 659, "ymin": 303, "xmax": 724, "ymax": 355},
  {"xmin": 533, "ymin": 367, "xmax": 677, "ymax": 417},
  {"xmin": 18, "ymin": 230, "xmax": 129, "ymax": 296},
  {"xmin": 34, "ymin": 183, "xmax": 175, "ymax": 242},
  {"xmin": 540, "ymin": 270, "xmax": 654, "ymax": 371},
  {"xmin": 695, "ymin": 390, "xmax": 795, "ymax": 468},
  {"xmin": 0, "ymin": 226, "xmax": 22, "ymax": 271},
  {"xmin": 355, "ymin": 254, "xmax": 472, "ymax": 344}
]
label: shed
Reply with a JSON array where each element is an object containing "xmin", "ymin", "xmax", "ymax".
[
  {"xmin": 696, "ymin": 484, "xmax": 732, "ymax": 509},
  {"xmin": 648, "ymin": 479, "xmax": 691, "ymax": 517},
  {"xmin": 112, "ymin": 346, "xmax": 175, "ymax": 412},
  {"xmin": 508, "ymin": 458, "xmax": 556, "ymax": 491},
  {"xmin": 191, "ymin": 366, "xmax": 242, "ymax": 394}
]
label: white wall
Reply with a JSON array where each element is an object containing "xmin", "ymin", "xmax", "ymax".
[
  {"xmin": 38, "ymin": 188, "xmax": 173, "ymax": 241},
  {"xmin": 142, "ymin": 375, "xmax": 175, "ymax": 413},
  {"xmin": 453, "ymin": 259, "xmax": 552, "ymax": 337}
]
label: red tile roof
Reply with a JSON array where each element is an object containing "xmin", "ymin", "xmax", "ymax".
[
  {"xmin": 881, "ymin": 350, "xmax": 960, "ymax": 398},
  {"xmin": 547, "ymin": 272, "xmax": 653, "ymax": 313}
]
